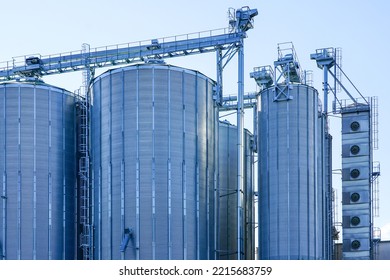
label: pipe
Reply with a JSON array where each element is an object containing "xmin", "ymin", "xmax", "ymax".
[
  {"xmin": 323, "ymin": 65, "xmax": 328, "ymax": 114},
  {"xmin": 237, "ymin": 42, "xmax": 244, "ymax": 260}
]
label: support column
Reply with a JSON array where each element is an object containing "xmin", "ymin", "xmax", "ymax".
[{"xmin": 237, "ymin": 42, "xmax": 244, "ymax": 260}]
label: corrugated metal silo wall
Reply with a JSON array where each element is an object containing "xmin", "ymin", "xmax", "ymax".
[
  {"xmin": 0, "ymin": 82, "xmax": 77, "ymax": 260},
  {"xmin": 258, "ymin": 84, "xmax": 329, "ymax": 260},
  {"xmin": 218, "ymin": 121, "xmax": 255, "ymax": 260},
  {"xmin": 91, "ymin": 64, "xmax": 217, "ymax": 260}
]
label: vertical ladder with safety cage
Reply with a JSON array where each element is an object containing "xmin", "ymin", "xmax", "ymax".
[{"xmin": 78, "ymin": 43, "xmax": 93, "ymax": 260}]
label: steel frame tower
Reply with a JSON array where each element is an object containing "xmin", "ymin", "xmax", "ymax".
[{"xmin": 0, "ymin": 6, "xmax": 258, "ymax": 260}]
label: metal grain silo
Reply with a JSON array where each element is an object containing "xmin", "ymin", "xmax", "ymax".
[
  {"xmin": 91, "ymin": 63, "xmax": 217, "ymax": 260},
  {"xmin": 0, "ymin": 81, "xmax": 77, "ymax": 260},
  {"xmin": 258, "ymin": 84, "xmax": 325, "ymax": 259},
  {"xmin": 217, "ymin": 121, "xmax": 255, "ymax": 260}
]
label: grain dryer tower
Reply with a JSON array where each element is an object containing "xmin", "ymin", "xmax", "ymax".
[
  {"xmin": 340, "ymin": 103, "xmax": 372, "ymax": 259},
  {"xmin": 311, "ymin": 47, "xmax": 379, "ymax": 260}
]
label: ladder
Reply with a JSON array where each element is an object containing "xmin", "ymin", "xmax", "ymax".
[
  {"xmin": 78, "ymin": 43, "xmax": 93, "ymax": 260},
  {"xmin": 77, "ymin": 95, "xmax": 93, "ymax": 260}
]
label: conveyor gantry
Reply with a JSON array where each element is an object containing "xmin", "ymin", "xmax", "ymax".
[{"xmin": 1, "ymin": 29, "xmax": 246, "ymax": 81}]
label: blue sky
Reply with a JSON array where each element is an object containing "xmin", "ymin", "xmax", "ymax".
[{"xmin": 1, "ymin": 0, "xmax": 389, "ymax": 241}]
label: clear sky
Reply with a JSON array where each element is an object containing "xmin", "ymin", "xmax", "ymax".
[{"xmin": 1, "ymin": 0, "xmax": 389, "ymax": 241}]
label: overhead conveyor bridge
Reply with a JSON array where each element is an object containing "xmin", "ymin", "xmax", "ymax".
[{"xmin": 0, "ymin": 28, "xmax": 246, "ymax": 81}]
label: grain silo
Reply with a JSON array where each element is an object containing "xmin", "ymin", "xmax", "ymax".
[
  {"xmin": 91, "ymin": 63, "xmax": 217, "ymax": 260},
  {"xmin": 258, "ymin": 83, "xmax": 326, "ymax": 259},
  {"xmin": 0, "ymin": 81, "xmax": 77, "ymax": 260},
  {"xmin": 217, "ymin": 120, "xmax": 255, "ymax": 260}
]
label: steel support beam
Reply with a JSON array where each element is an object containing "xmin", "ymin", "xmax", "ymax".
[{"xmin": 237, "ymin": 42, "xmax": 244, "ymax": 260}]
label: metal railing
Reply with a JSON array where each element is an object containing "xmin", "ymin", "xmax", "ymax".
[{"xmin": 0, "ymin": 27, "xmax": 241, "ymax": 81}]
